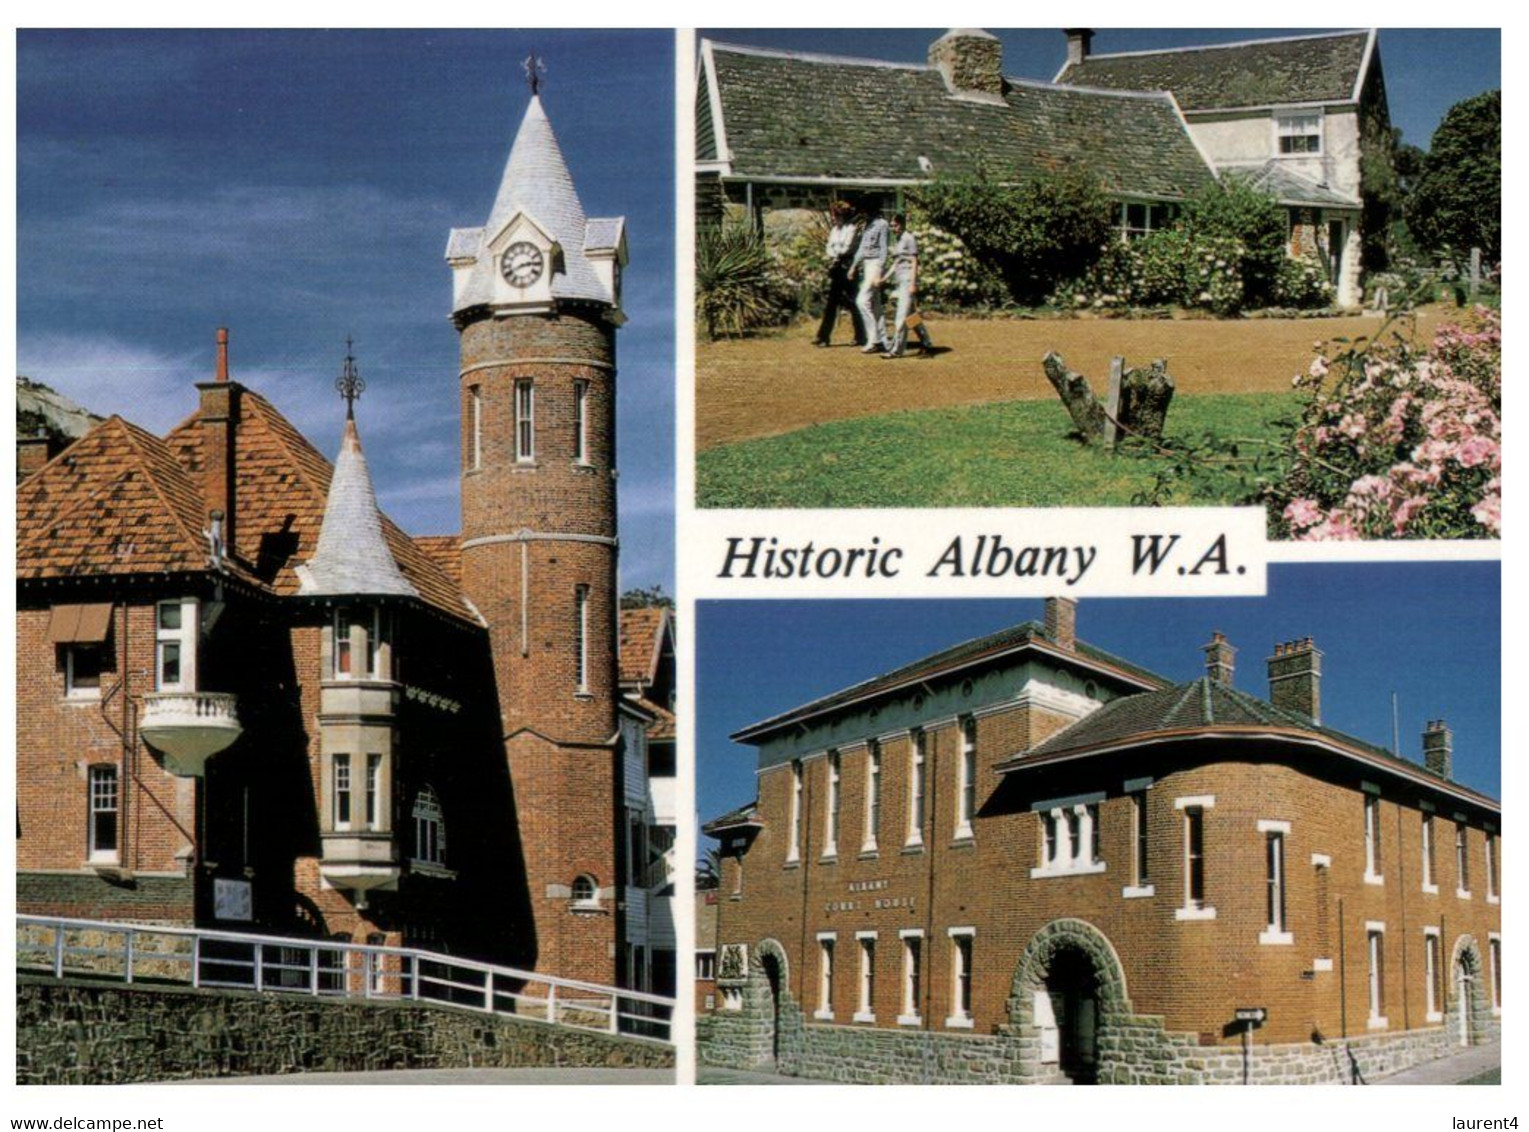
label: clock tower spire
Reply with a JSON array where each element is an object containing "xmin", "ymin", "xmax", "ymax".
[{"xmin": 446, "ymin": 79, "xmax": 628, "ymax": 984}]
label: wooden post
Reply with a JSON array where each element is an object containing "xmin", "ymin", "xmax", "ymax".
[
  {"xmin": 548, "ymin": 982, "xmax": 559, "ymax": 1024},
  {"xmin": 1469, "ymin": 248, "xmax": 1482, "ymax": 297},
  {"xmin": 1105, "ymin": 357, "xmax": 1125, "ymax": 449},
  {"xmin": 1042, "ymin": 352, "xmax": 1106, "ymax": 443},
  {"xmin": 125, "ymin": 930, "xmax": 135, "ymax": 984}
]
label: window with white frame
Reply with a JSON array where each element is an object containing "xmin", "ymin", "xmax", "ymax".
[
  {"xmin": 816, "ymin": 933, "xmax": 836, "ymax": 1019},
  {"xmin": 413, "ymin": 785, "xmax": 445, "ymax": 866},
  {"xmin": 787, "ymin": 761, "xmax": 803, "ymax": 863},
  {"xmin": 696, "ymin": 949, "xmax": 716, "ymax": 981},
  {"xmin": 1260, "ymin": 821, "xmax": 1292, "ymax": 944},
  {"xmin": 1456, "ymin": 821, "xmax": 1470, "ymax": 897},
  {"xmin": 1364, "ymin": 794, "xmax": 1383, "ymax": 883},
  {"xmin": 514, "ymin": 379, "xmax": 535, "ymax": 462},
  {"xmin": 855, "ymin": 933, "xmax": 877, "ymax": 1022},
  {"xmin": 1125, "ymin": 789, "xmax": 1152, "ymax": 895},
  {"xmin": 65, "ymin": 644, "xmax": 108, "ymax": 699},
  {"xmin": 573, "ymin": 379, "xmax": 590, "ymax": 464},
  {"xmin": 907, "ymin": 729, "xmax": 925, "ymax": 846},
  {"xmin": 1276, "ymin": 112, "xmax": 1322, "ymax": 155},
  {"xmin": 333, "ymin": 606, "xmax": 387, "ymax": 680},
  {"xmin": 1034, "ymin": 801, "xmax": 1103, "ymax": 877},
  {"xmin": 1421, "ymin": 812, "xmax": 1437, "ymax": 892},
  {"xmin": 155, "ymin": 598, "xmax": 197, "ymax": 692},
  {"xmin": 1486, "ymin": 833, "xmax": 1498, "ymax": 902},
  {"xmin": 824, "ymin": 750, "xmax": 840, "ymax": 857},
  {"xmin": 333, "ymin": 754, "xmax": 353, "ymax": 830},
  {"xmin": 955, "ymin": 716, "xmax": 976, "ymax": 839},
  {"xmin": 1424, "ymin": 928, "xmax": 1443, "ymax": 1022},
  {"xmin": 1367, "ymin": 924, "xmax": 1387, "ymax": 1027},
  {"xmin": 947, "ymin": 928, "xmax": 974, "ymax": 1028},
  {"xmin": 1175, "ymin": 796, "xmax": 1216, "ymax": 919},
  {"xmin": 899, "ymin": 930, "xmax": 923, "ymax": 1025},
  {"xmin": 571, "ymin": 873, "xmax": 599, "ymax": 908},
  {"xmin": 1488, "ymin": 934, "xmax": 1501, "ymax": 1013},
  {"xmin": 365, "ymin": 753, "xmax": 382, "ymax": 829},
  {"xmin": 88, "ymin": 765, "xmax": 119, "ymax": 862},
  {"xmin": 574, "ymin": 585, "xmax": 590, "ymax": 694},
  {"xmin": 863, "ymin": 741, "xmax": 881, "ymax": 853},
  {"xmin": 1117, "ymin": 200, "xmax": 1177, "ymax": 241},
  {"xmin": 469, "ymin": 384, "xmax": 482, "ymax": 470}
]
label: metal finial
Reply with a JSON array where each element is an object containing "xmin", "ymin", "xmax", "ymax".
[
  {"xmin": 523, "ymin": 53, "xmax": 546, "ymax": 96},
  {"xmin": 335, "ymin": 336, "xmax": 365, "ymax": 419}
]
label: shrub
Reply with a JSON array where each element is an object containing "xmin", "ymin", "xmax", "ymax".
[
  {"xmin": 905, "ymin": 221, "xmax": 1007, "ymax": 309},
  {"xmin": 695, "ymin": 222, "xmax": 791, "ymax": 339},
  {"xmin": 1271, "ymin": 254, "xmax": 1336, "ymax": 309},
  {"xmin": 1058, "ymin": 228, "xmax": 1248, "ymax": 315},
  {"xmin": 1179, "ymin": 178, "xmax": 1288, "ymax": 305}
]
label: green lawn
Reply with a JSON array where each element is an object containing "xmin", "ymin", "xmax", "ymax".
[{"xmin": 697, "ymin": 393, "xmax": 1294, "ymax": 509}]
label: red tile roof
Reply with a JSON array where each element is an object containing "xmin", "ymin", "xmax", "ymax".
[{"xmin": 619, "ymin": 606, "xmax": 669, "ymax": 686}]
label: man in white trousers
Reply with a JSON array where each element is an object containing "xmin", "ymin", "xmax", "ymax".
[{"xmin": 850, "ymin": 207, "xmax": 890, "ymax": 353}]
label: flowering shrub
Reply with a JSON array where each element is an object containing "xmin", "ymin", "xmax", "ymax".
[
  {"xmin": 1271, "ymin": 254, "xmax": 1335, "ymax": 308},
  {"xmin": 1267, "ymin": 307, "xmax": 1501, "ymax": 540},
  {"xmin": 909, "ymin": 224, "xmax": 1006, "ymax": 308},
  {"xmin": 1058, "ymin": 229, "xmax": 1248, "ymax": 314}
]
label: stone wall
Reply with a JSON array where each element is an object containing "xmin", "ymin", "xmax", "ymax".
[{"xmin": 18, "ymin": 977, "xmax": 673, "ymax": 1084}]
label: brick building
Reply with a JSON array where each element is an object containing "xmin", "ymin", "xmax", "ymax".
[
  {"xmin": 16, "ymin": 86, "xmax": 671, "ymax": 992},
  {"xmin": 700, "ymin": 599, "xmax": 1501, "ymax": 1084}
]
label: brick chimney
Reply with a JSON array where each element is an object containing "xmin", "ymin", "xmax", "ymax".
[
  {"xmin": 1423, "ymin": 719, "xmax": 1453, "ymax": 780},
  {"xmin": 1268, "ymin": 638, "xmax": 1323, "ymax": 723},
  {"xmin": 1044, "ymin": 597, "xmax": 1076, "ymax": 650},
  {"xmin": 196, "ymin": 328, "xmax": 242, "ymax": 553},
  {"xmin": 17, "ymin": 427, "xmax": 57, "ymax": 481},
  {"xmin": 1202, "ymin": 631, "xmax": 1236, "ymax": 686},
  {"xmin": 1064, "ymin": 29, "xmax": 1095, "ymax": 67},
  {"xmin": 929, "ymin": 29, "xmax": 1004, "ymax": 98}
]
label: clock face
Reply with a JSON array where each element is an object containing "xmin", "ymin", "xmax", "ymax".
[{"xmin": 500, "ymin": 242, "xmax": 545, "ymax": 288}]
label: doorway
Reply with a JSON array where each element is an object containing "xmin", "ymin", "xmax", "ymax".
[
  {"xmin": 761, "ymin": 950, "xmax": 784, "ymax": 1065},
  {"xmin": 1035, "ymin": 947, "xmax": 1100, "ymax": 1083}
]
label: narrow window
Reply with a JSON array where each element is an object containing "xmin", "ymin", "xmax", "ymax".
[
  {"xmin": 1486, "ymin": 834, "xmax": 1498, "ymax": 900},
  {"xmin": 1185, "ymin": 806, "xmax": 1206, "ymax": 909},
  {"xmin": 469, "ymin": 384, "xmax": 482, "ymax": 470},
  {"xmin": 156, "ymin": 598, "xmax": 196, "ymax": 692},
  {"xmin": 365, "ymin": 753, "xmax": 382, "ymax": 829},
  {"xmin": 1132, "ymin": 791, "xmax": 1149, "ymax": 886},
  {"xmin": 412, "ymin": 785, "xmax": 445, "ymax": 865},
  {"xmin": 907, "ymin": 729, "xmax": 925, "ymax": 845},
  {"xmin": 956, "ymin": 716, "xmax": 976, "ymax": 838},
  {"xmin": 573, "ymin": 379, "xmax": 589, "ymax": 464},
  {"xmin": 1424, "ymin": 930, "xmax": 1443, "ymax": 1020},
  {"xmin": 1367, "ymin": 927, "xmax": 1387, "ymax": 1025},
  {"xmin": 88, "ymin": 765, "xmax": 119, "ymax": 861},
  {"xmin": 817, "ymin": 937, "xmax": 835, "ymax": 1018},
  {"xmin": 1041, "ymin": 810, "xmax": 1060, "ymax": 869},
  {"xmin": 1265, "ymin": 831, "xmax": 1287, "ymax": 934},
  {"xmin": 514, "ymin": 379, "xmax": 535, "ymax": 462},
  {"xmin": 824, "ymin": 750, "xmax": 840, "ymax": 856},
  {"xmin": 1489, "ymin": 937, "xmax": 1501, "ymax": 1011},
  {"xmin": 1364, "ymin": 795, "xmax": 1382, "ymax": 881},
  {"xmin": 1081, "ymin": 803, "xmax": 1098, "ymax": 865},
  {"xmin": 787, "ymin": 760, "xmax": 803, "ymax": 863},
  {"xmin": 332, "ymin": 606, "xmax": 377, "ymax": 679},
  {"xmin": 333, "ymin": 754, "xmax": 352, "ymax": 830},
  {"xmin": 857, "ymin": 935, "xmax": 876, "ymax": 1020},
  {"xmin": 1456, "ymin": 822, "xmax": 1470, "ymax": 894},
  {"xmin": 950, "ymin": 932, "xmax": 974, "ymax": 1025},
  {"xmin": 863, "ymin": 741, "xmax": 881, "ymax": 852},
  {"xmin": 1422, "ymin": 813, "xmax": 1436, "ymax": 890},
  {"xmin": 574, "ymin": 585, "xmax": 590, "ymax": 693},
  {"xmin": 901, "ymin": 934, "xmax": 922, "ymax": 1022},
  {"xmin": 696, "ymin": 950, "xmax": 716, "ymax": 981}
]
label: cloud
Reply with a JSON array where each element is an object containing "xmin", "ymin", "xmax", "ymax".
[{"xmin": 16, "ymin": 333, "xmax": 202, "ymax": 433}]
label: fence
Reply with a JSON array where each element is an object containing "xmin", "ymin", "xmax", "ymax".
[{"xmin": 17, "ymin": 914, "xmax": 673, "ymax": 1044}]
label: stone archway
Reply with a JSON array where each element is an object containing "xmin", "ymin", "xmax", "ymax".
[
  {"xmin": 1449, "ymin": 935, "xmax": 1490, "ymax": 1048},
  {"xmin": 1006, "ymin": 919, "xmax": 1133, "ymax": 1084},
  {"xmin": 728, "ymin": 937, "xmax": 802, "ymax": 1072}
]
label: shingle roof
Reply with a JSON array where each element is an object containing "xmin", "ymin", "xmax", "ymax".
[
  {"xmin": 296, "ymin": 416, "xmax": 418, "ymax": 599},
  {"xmin": 412, "ymin": 535, "xmax": 462, "ymax": 589},
  {"xmin": 703, "ymin": 40, "xmax": 1216, "ymax": 200},
  {"xmin": 620, "ymin": 606, "xmax": 670, "ymax": 686},
  {"xmin": 1224, "ymin": 161, "xmax": 1360, "ymax": 208},
  {"xmin": 634, "ymin": 696, "xmax": 675, "ymax": 742},
  {"xmin": 732, "ymin": 619, "xmax": 1168, "ymax": 743},
  {"xmin": 1056, "ymin": 31, "xmax": 1371, "ymax": 112}
]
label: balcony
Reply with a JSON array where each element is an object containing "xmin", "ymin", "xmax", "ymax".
[
  {"xmin": 320, "ymin": 832, "xmax": 400, "ymax": 907},
  {"xmin": 140, "ymin": 692, "xmax": 242, "ymax": 777}
]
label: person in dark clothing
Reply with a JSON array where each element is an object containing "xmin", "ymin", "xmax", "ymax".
[{"xmin": 813, "ymin": 201, "xmax": 864, "ymax": 346}]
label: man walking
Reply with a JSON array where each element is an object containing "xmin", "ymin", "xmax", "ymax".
[
  {"xmin": 882, "ymin": 213, "xmax": 936, "ymax": 358},
  {"xmin": 850, "ymin": 207, "xmax": 890, "ymax": 353},
  {"xmin": 813, "ymin": 201, "xmax": 864, "ymax": 347}
]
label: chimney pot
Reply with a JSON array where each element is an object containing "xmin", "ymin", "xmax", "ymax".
[
  {"xmin": 929, "ymin": 29, "xmax": 1004, "ymax": 98},
  {"xmin": 216, "ymin": 327, "xmax": 230, "ymax": 383},
  {"xmin": 1064, "ymin": 28, "xmax": 1095, "ymax": 67},
  {"xmin": 1422, "ymin": 719, "xmax": 1453, "ymax": 779},
  {"xmin": 1203, "ymin": 631, "xmax": 1236, "ymax": 686},
  {"xmin": 1267, "ymin": 637, "xmax": 1323, "ymax": 723}
]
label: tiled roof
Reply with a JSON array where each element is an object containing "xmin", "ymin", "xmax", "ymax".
[
  {"xmin": 1224, "ymin": 161, "xmax": 1360, "ymax": 208},
  {"xmin": 703, "ymin": 800, "xmax": 761, "ymax": 835},
  {"xmin": 1056, "ymin": 31, "xmax": 1371, "ymax": 112},
  {"xmin": 619, "ymin": 606, "xmax": 669, "ymax": 686},
  {"xmin": 634, "ymin": 696, "xmax": 675, "ymax": 741},
  {"xmin": 703, "ymin": 41, "xmax": 1215, "ymax": 200},
  {"xmin": 733, "ymin": 620, "xmax": 1168, "ymax": 743},
  {"xmin": 412, "ymin": 536, "xmax": 462, "ymax": 589},
  {"xmin": 297, "ymin": 417, "xmax": 418, "ymax": 599}
]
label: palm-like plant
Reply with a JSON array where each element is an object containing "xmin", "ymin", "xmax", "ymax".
[{"xmin": 696, "ymin": 221, "xmax": 779, "ymax": 340}]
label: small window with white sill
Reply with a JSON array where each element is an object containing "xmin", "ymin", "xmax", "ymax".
[
  {"xmin": 65, "ymin": 644, "xmax": 109, "ymax": 699},
  {"xmin": 413, "ymin": 785, "xmax": 446, "ymax": 866},
  {"xmin": 88, "ymin": 765, "xmax": 119, "ymax": 863},
  {"xmin": 1364, "ymin": 794, "xmax": 1383, "ymax": 884},
  {"xmin": 571, "ymin": 873, "xmax": 600, "ymax": 909},
  {"xmin": 1424, "ymin": 927, "xmax": 1443, "ymax": 1022},
  {"xmin": 824, "ymin": 750, "xmax": 841, "ymax": 857},
  {"xmin": 907, "ymin": 729, "xmax": 926, "ymax": 846},
  {"xmin": 469, "ymin": 384, "xmax": 482, "ymax": 470},
  {"xmin": 573, "ymin": 379, "xmax": 590, "ymax": 464},
  {"xmin": 787, "ymin": 760, "xmax": 803, "ymax": 864},
  {"xmin": 365, "ymin": 753, "xmax": 382, "ymax": 829},
  {"xmin": 332, "ymin": 606, "xmax": 389, "ymax": 681},
  {"xmin": 955, "ymin": 716, "xmax": 976, "ymax": 840},
  {"xmin": 514, "ymin": 379, "xmax": 535, "ymax": 462},
  {"xmin": 1488, "ymin": 934, "xmax": 1501, "ymax": 1013},
  {"xmin": 816, "ymin": 934, "xmax": 836, "ymax": 1020},
  {"xmin": 1033, "ymin": 801, "xmax": 1103, "ymax": 878},
  {"xmin": 899, "ymin": 930, "xmax": 923, "ymax": 1025},
  {"xmin": 332, "ymin": 754, "xmax": 353, "ymax": 831},
  {"xmin": 1367, "ymin": 924, "xmax": 1387, "ymax": 1028},
  {"xmin": 1455, "ymin": 821, "xmax": 1470, "ymax": 897},
  {"xmin": 574, "ymin": 585, "xmax": 591, "ymax": 694},
  {"xmin": 156, "ymin": 598, "xmax": 197, "ymax": 692},
  {"xmin": 1485, "ymin": 833, "xmax": 1498, "ymax": 902},
  {"xmin": 1175, "ymin": 796, "xmax": 1216, "ymax": 920},
  {"xmin": 1259, "ymin": 821, "xmax": 1292, "ymax": 945},
  {"xmin": 1117, "ymin": 200, "xmax": 1178, "ymax": 241},
  {"xmin": 863, "ymin": 741, "xmax": 881, "ymax": 853},
  {"xmin": 1123, "ymin": 789, "xmax": 1153, "ymax": 897},
  {"xmin": 855, "ymin": 933, "xmax": 877, "ymax": 1022},
  {"xmin": 1421, "ymin": 812, "xmax": 1438, "ymax": 892},
  {"xmin": 1276, "ymin": 112, "xmax": 1323, "ymax": 155},
  {"xmin": 947, "ymin": 929, "xmax": 975, "ymax": 1028}
]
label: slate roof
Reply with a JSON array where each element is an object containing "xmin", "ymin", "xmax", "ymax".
[
  {"xmin": 1007, "ymin": 676, "xmax": 1499, "ymax": 812},
  {"xmin": 296, "ymin": 417, "xmax": 418, "ymax": 599},
  {"xmin": 702, "ymin": 40, "xmax": 1216, "ymax": 200},
  {"xmin": 620, "ymin": 606, "xmax": 670, "ymax": 686},
  {"xmin": 448, "ymin": 95, "xmax": 622, "ymax": 312},
  {"xmin": 732, "ymin": 619, "xmax": 1169, "ymax": 744},
  {"xmin": 1056, "ymin": 30, "xmax": 1372, "ymax": 112},
  {"xmin": 1224, "ymin": 161, "xmax": 1360, "ymax": 208}
]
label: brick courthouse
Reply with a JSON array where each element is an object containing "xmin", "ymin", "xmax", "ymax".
[
  {"xmin": 701, "ymin": 600, "xmax": 1501, "ymax": 1084},
  {"xmin": 16, "ymin": 85, "xmax": 674, "ymax": 992}
]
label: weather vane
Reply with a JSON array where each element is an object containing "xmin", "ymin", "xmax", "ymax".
[
  {"xmin": 335, "ymin": 336, "xmax": 365, "ymax": 419},
  {"xmin": 523, "ymin": 53, "xmax": 546, "ymax": 96}
]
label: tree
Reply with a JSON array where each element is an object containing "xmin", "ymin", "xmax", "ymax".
[
  {"xmin": 696, "ymin": 847, "xmax": 722, "ymax": 891},
  {"xmin": 1406, "ymin": 90, "xmax": 1501, "ymax": 263},
  {"xmin": 1179, "ymin": 178, "xmax": 1288, "ymax": 305},
  {"xmin": 620, "ymin": 585, "xmax": 674, "ymax": 610}
]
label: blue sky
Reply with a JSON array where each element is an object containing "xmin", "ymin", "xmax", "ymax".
[
  {"xmin": 17, "ymin": 29, "xmax": 675, "ymax": 592},
  {"xmin": 700, "ymin": 28, "xmax": 1500, "ymax": 149},
  {"xmin": 697, "ymin": 563, "xmax": 1502, "ymax": 837}
]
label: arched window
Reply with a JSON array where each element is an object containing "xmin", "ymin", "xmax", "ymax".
[
  {"xmin": 412, "ymin": 786, "xmax": 445, "ymax": 866},
  {"xmin": 571, "ymin": 874, "xmax": 599, "ymax": 908}
]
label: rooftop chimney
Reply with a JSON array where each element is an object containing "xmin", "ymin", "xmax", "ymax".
[
  {"xmin": 1044, "ymin": 597, "xmax": 1077, "ymax": 651},
  {"xmin": 1202, "ymin": 631, "xmax": 1236, "ymax": 686},
  {"xmin": 1268, "ymin": 638, "xmax": 1323, "ymax": 723},
  {"xmin": 1422, "ymin": 719, "xmax": 1453, "ymax": 780},
  {"xmin": 197, "ymin": 327, "xmax": 242, "ymax": 555},
  {"xmin": 17, "ymin": 427, "xmax": 57, "ymax": 482},
  {"xmin": 929, "ymin": 29, "xmax": 1004, "ymax": 99},
  {"xmin": 1064, "ymin": 28, "xmax": 1095, "ymax": 67}
]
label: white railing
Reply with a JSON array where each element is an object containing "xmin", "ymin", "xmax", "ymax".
[
  {"xmin": 140, "ymin": 691, "xmax": 240, "ymax": 724},
  {"xmin": 16, "ymin": 914, "xmax": 673, "ymax": 1045}
]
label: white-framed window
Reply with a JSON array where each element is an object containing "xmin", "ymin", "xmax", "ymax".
[
  {"xmin": 955, "ymin": 716, "xmax": 977, "ymax": 840},
  {"xmin": 1033, "ymin": 801, "xmax": 1104, "ymax": 878},
  {"xmin": 412, "ymin": 785, "xmax": 445, "ymax": 866},
  {"xmin": 1117, "ymin": 200, "xmax": 1177, "ymax": 241},
  {"xmin": 1367, "ymin": 923, "xmax": 1387, "ymax": 1028},
  {"xmin": 333, "ymin": 606, "xmax": 387, "ymax": 681},
  {"xmin": 469, "ymin": 384, "xmax": 482, "ymax": 470},
  {"xmin": 574, "ymin": 585, "xmax": 591, "ymax": 694},
  {"xmin": 1259, "ymin": 820, "xmax": 1292, "ymax": 945},
  {"xmin": 155, "ymin": 598, "xmax": 197, "ymax": 692},
  {"xmin": 1276, "ymin": 112, "xmax": 1323, "ymax": 155},
  {"xmin": 1175, "ymin": 796, "xmax": 1216, "ymax": 919},
  {"xmin": 65, "ymin": 644, "xmax": 108, "ymax": 699},
  {"xmin": 365, "ymin": 753, "xmax": 382, "ymax": 829},
  {"xmin": 899, "ymin": 929, "xmax": 923, "ymax": 1025},
  {"xmin": 87, "ymin": 764, "xmax": 119, "ymax": 863},
  {"xmin": 1364, "ymin": 794, "xmax": 1384, "ymax": 884},
  {"xmin": 1456, "ymin": 821, "xmax": 1471, "ymax": 898},
  {"xmin": 333, "ymin": 754, "xmax": 353, "ymax": 831},
  {"xmin": 573, "ymin": 379, "xmax": 590, "ymax": 465},
  {"xmin": 786, "ymin": 760, "xmax": 803, "ymax": 864},
  {"xmin": 946, "ymin": 928, "xmax": 975, "ymax": 1028},
  {"xmin": 1424, "ymin": 927, "xmax": 1443, "ymax": 1022},
  {"xmin": 823, "ymin": 750, "xmax": 840, "ymax": 858},
  {"xmin": 514, "ymin": 379, "xmax": 535, "ymax": 462},
  {"xmin": 863, "ymin": 741, "xmax": 881, "ymax": 853},
  {"xmin": 906, "ymin": 729, "xmax": 925, "ymax": 846},
  {"xmin": 696, "ymin": 949, "xmax": 716, "ymax": 981},
  {"xmin": 1124, "ymin": 789, "xmax": 1153, "ymax": 897},
  {"xmin": 1486, "ymin": 833, "xmax": 1498, "ymax": 903},
  {"xmin": 1488, "ymin": 933, "xmax": 1501, "ymax": 1014},
  {"xmin": 571, "ymin": 873, "xmax": 600, "ymax": 909},
  {"xmin": 855, "ymin": 932, "xmax": 877, "ymax": 1022},
  {"xmin": 816, "ymin": 933, "xmax": 836, "ymax": 1020},
  {"xmin": 1421, "ymin": 812, "xmax": 1438, "ymax": 893}
]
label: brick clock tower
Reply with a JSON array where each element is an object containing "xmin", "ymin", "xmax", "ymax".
[{"xmin": 447, "ymin": 70, "xmax": 629, "ymax": 984}]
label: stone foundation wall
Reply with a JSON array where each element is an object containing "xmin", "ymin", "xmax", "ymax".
[{"xmin": 18, "ymin": 977, "xmax": 673, "ymax": 1084}]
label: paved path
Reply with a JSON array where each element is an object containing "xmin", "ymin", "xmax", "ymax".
[
  {"xmin": 163, "ymin": 1067, "xmax": 674, "ymax": 1085},
  {"xmin": 1374, "ymin": 1042, "xmax": 1501, "ymax": 1085},
  {"xmin": 698, "ymin": 1066, "xmax": 835, "ymax": 1085}
]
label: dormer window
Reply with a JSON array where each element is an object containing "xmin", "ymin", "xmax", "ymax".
[{"xmin": 1276, "ymin": 112, "xmax": 1322, "ymax": 155}]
